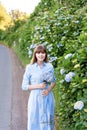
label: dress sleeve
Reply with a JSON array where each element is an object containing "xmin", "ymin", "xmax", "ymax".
[
  {"xmin": 51, "ymin": 65, "xmax": 56, "ymax": 83},
  {"xmin": 22, "ymin": 65, "xmax": 31, "ymax": 90},
  {"xmin": 49, "ymin": 63, "xmax": 56, "ymax": 83}
]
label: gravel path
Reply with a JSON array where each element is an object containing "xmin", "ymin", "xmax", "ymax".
[
  {"xmin": 9, "ymin": 48, "xmax": 29, "ymax": 130},
  {"xmin": 0, "ymin": 45, "xmax": 12, "ymax": 130}
]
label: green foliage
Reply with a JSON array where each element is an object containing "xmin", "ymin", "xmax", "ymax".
[
  {"xmin": 0, "ymin": 0, "xmax": 87, "ymax": 129},
  {"xmin": 0, "ymin": 29, "xmax": 5, "ymax": 40},
  {"xmin": 56, "ymin": 41, "xmax": 87, "ymax": 129}
]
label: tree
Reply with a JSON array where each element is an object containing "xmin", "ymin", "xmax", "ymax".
[
  {"xmin": 9, "ymin": 9, "xmax": 29, "ymax": 22},
  {"xmin": 0, "ymin": 2, "xmax": 12, "ymax": 30}
]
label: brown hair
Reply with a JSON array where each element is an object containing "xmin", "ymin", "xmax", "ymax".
[{"xmin": 30, "ymin": 44, "xmax": 48, "ymax": 64}]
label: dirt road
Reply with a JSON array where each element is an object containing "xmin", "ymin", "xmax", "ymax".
[
  {"xmin": 9, "ymin": 47, "xmax": 29, "ymax": 130},
  {"xmin": 0, "ymin": 45, "xmax": 29, "ymax": 130}
]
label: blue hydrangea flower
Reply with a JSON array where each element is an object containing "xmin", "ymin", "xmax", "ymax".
[
  {"xmin": 65, "ymin": 72, "xmax": 75, "ymax": 82},
  {"xmin": 49, "ymin": 56, "xmax": 57, "ymax": 62},
  {"xmin": 42, "ymin": 70, "xmax": 54, "ymax": 83}
]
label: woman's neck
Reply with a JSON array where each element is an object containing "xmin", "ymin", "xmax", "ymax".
[{"xmin": 37, "ymin": 61, "xmax": 44, "ymax": 67}]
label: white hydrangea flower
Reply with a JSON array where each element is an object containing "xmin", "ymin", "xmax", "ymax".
[
  {"xmin": 60, "ymin": 68, "xmax": 66, "ymax": 75},
  {"xmin": 64, "ymin": 53, "xmax": 73, "ymax": 59},
  {"xmin": 47, "ymin": 44, "xmax": 53, "ymax": 52},
  {"xmin": 13, "ymin": 41, "xmax": 16, "ymax": 47},
  {"xmin": 60, "ymin": 79, "xmax": 64, "ymax": 83},
  {"xmin": 42, "ymin": 41, "xmax": 47, "ymax": 46},
  {"xmin": 74, "ymin": 101, "xmax": 84, "ymax": 110},
  {"xmin": 69, "ymin": 72, "xmax": 75, "ymax": 77},
  {"xmin": 28, "ymin": 50, "xmax": 32, "ymax": 56},
  {"xmin": 30, "ymin": 44, "xmax": 34, "ymax": 49},
  {"xmin": 49, "ymin": 56, "xmax": 57, "ymax": 62},
  {"xmin": 30, "ymin": 43, "xmax": 37, "ymax": 49}
]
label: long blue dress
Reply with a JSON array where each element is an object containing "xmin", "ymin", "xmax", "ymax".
[{"xmin": 22, "ymin": 62, "xmax": 56, "ymax": 130}]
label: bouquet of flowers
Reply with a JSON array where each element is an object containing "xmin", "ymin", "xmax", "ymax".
[{"xmin": 42, "ymin": 69, "xmax": 54, "ymax": 83}]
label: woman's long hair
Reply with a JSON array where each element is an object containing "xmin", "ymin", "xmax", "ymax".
[{"xmin": 30, "ymin": 45, "xmax": 49, "ymax": 64}]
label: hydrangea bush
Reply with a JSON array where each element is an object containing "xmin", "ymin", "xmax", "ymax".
[
  {"xmin": 55, "ymin": 41, "xmax": 87, "ymax": 129},
  {"xmin": 23, "ymin": 7, "xmax": 87, "ymax": 129}
]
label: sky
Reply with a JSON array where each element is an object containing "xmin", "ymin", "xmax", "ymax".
[{"xmin": 0, "ymin": 0, "xmax": 41, "ymax": 14}]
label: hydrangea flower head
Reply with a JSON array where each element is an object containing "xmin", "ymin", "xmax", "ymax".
[
  {"xmin": 64, "ymin": 53, "xmax": 73, "ymax": 59},
  {"xmin": 42, "ymin": 70, "xmax": 54, "ymax": 83},
  {"xmin": 74, "ymin": 101, "xmax": 84, "ymax": 110},
  {"xmin": 60, "ymin": 68, "xmax": 66, "ymax": 75},
  {"xmin": 65, "ymin": 72, "xmax": 75, "ymax": 82}
]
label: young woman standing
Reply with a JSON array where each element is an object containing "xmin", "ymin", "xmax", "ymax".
[{"xmin": 22, "ymin": 44, "xmax": 56, "ymax": 130}]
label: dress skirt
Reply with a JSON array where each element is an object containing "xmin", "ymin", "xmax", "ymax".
[{"xmin": 27, "ymin": 89, "xmax": 55, "ymax": 130}]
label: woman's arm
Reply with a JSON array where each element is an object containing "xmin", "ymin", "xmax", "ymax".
[
  {"xmin": 28, "ymin": 82, "xmax": 46, "ymax": 90},
  {"xmin": 48, "ymin": 82, "xmax": 56, "ymax": 92},
  {"xmin": 42, "ymin": 82, "xmax": 56, "ymax": 96}
]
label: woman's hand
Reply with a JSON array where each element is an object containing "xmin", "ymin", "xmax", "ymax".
[
  {"xmin": 42, "ymin": 82, "xmax": 56, "ymax": 96},
  {"xmin": 39, "ymin": 82, "xmax": 46, "ymax": 89},
  {"xmin": 42, "ymin": 89, "xmax": 49, "ymax": 96}
]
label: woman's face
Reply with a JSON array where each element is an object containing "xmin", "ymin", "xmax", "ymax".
[{"xmin": 35, "ymin": 51, "xmax": 46, "ymax": 62}]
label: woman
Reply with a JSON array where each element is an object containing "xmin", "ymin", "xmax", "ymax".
[{"xmin": 22, "ymin": 44, "xmax": 56, "ymax": 130}]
